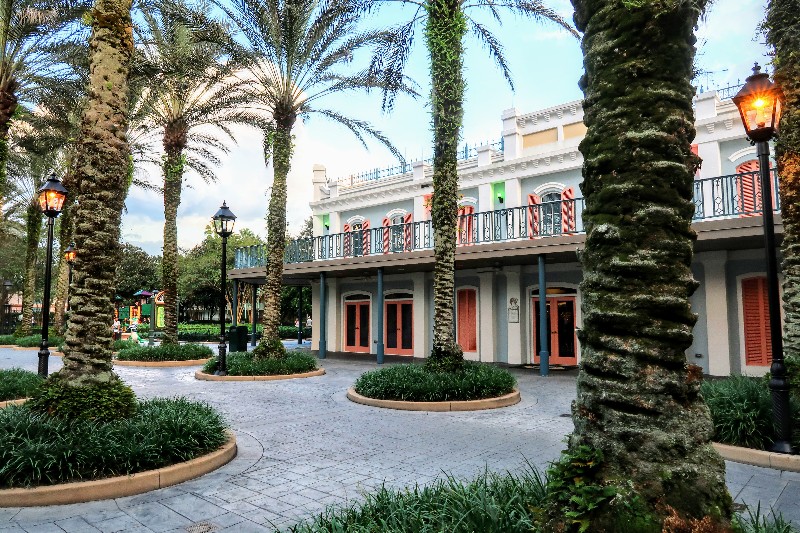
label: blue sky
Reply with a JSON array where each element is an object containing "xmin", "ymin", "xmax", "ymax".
[{"xmin": 121, "ymin": 0, "xmax": 771, "ymax": 256}]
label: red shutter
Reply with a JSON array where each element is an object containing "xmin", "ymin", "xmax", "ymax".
[
  {"xmin": 527, "ymin": 194, "xmax": 541, "ymax": 239},
  {"xmin": 736, "ymin": 160, "xmax": 760, "ymax": 216},
  {"xmin": 362, "ymin": 219, "xmax": 370, "ymax": 255},
  {"xmin": 403, "ymin": 213, "xmax": 413, "ymax": 250},
  {"xmin": 742, "ymin": 277, "xmax": 771, "ymax": 366},
  {"xmin": 457, "ymin": 289, "xmax": 477, "ymax": 352},
  {"xmin": 343, "ymin": 223, "xmax": 351, "ymax": 257},
  {"xmin": 691, "ymin": 144, "xmax": 699, "ymax": 176},
  {"xmin": 457, "ymin": 206, "xmax": 474, "ymax": 245},
  {"xmin": 561, "ymin": 187, "xmax": 576, "ymax": 234},
  {"xmin": 423, "ymin": 194, "xmax": 433, "ymax": 219},
  {"xmin": 382, "ymin": 217, "xmax": 390, "ymax": 254}
]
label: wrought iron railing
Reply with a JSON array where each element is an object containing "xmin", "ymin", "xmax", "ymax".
[{"xmin": 235, "ymin": 170, "xmax": 781, "ymax": 269}]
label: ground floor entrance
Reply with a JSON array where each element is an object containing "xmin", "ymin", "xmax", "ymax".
[
  {"xmin": 532, "ymin": 295, "xmax": 578, "ymax": 366},
  {"xmin": 344, "ymin": 299, "xmax": 370, "ymax": 353},
  {"xmin": 385, "ymin": 296, "xmax": 413, "ymax": 356}
]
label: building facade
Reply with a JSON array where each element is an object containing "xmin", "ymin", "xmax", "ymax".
[{"xmin": 229, "ymin": 87, "xmax": 783, "ymax": 377}]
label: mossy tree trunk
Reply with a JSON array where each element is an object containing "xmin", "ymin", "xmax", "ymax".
[
  {"xmin": 568, "ymin": 0, "xmax": 732, "ymax": 525},
  {"xmin": 766, "ymin": 0, "xmax": 800, "ymax": 366},
  {"xmin": 59, "ymin": 0, "xmax": 134, "ymax": 386},
  {"xmin": 257, "ymin": 117, "xmax": 293, "ymax": 358},
  {"xmin": 425, "ymin": 0, "xmax": 466, "ymax": 371},
  {"xmin": 20, "ymin": 201, "xmax": 42, "ymax": 336},
  {"xmin": 160, "ymin": 120, "xmax": 187, "ymax": 346},
  {"xmin": 0, "ymin": 78, "xmax": 18, "ymax": 202}
]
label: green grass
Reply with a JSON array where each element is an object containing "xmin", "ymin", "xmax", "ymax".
[
  {"xmin": 286, "ymin": 467, "xmax": 548, "ymax": 533},
  {"xmin": 0, "ymin": 397, "xmax": 227, "ymax": 488},
  {"xmin": 353, "ymin": 362, "xmax": 516, "ymax": 402},
  {"xmin": 701, "ymin": 376, "xmax": 800, "ymax": 450},
  {"xmin": 116, "ymin": 343, "xmax": 213, "ymax": 362},
  {"xmin": 0, "ymin": 368, "xmax": 43, "ymax": 402},
  {"xmin": 201, "ymin": 351, "xmax": 318, "ymax": 376}
]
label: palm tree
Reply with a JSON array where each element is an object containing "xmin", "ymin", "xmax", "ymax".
[
  {"xmin": 57, "ymin": 0, "xmax": 134, "ymax": 388},
  {"xmin": 219, "ymin": 0, "xmax": 410, "ymax": 357},
  {"xmin": 766, "ymin": 1, "xmax": 800, "ymax": 374},
  {"xmin": 371, "ymin": 0, "xmax": 576, "ymax": 370},
  {"xmin": 563, "ymin": 0, "xmax": 731, "ymax": 526},
  {"xmin": 133, "ymin": 0, "xmax": 258, "ymax": 345}
]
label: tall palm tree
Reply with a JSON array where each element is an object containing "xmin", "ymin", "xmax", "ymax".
[
  {"xmin": 372, "ymin": 0, "xmax": 576, "ymax": 370},
  {"xmin": 57, "ymin": 0, "xmax": 134, "ymax": 388},
  {"xmin": 766, "ymin": 1, "xmax": 800, "ymax": 372},
  {"xmin": 219, "ymin": 0, "xmax": 411, "ymax": 357},
  {"xmin": 564, "ymin": 0, "xmax": 731, "ymax": 526},
  {"xmin": 133, "ymin": 0, "xmax": 258, "ymax": 345}
]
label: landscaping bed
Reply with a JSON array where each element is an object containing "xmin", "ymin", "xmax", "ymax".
[
  {"xmin": 353, "ymin": 362, "xmax": 516, "ymax": 402},
  {"xmin": 116, "ymin": 343, "xmax": 213, "ymax": 362},
  {"xmin": 0, "ymin": 369, "xmax": 43, "ymax": 402},
  {"xmin": 201, "ymin": 351, "xmax": 318, "ymax": 376},
  {"xmin": 0, "ymin": 397, "xmax": 228, "ymax": 489},
  {"xmin": 0, "ymin": 334, "xmax": 65, "ymax": 349}
]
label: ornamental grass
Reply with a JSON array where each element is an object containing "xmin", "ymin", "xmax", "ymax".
[
  {"xmin": 201, "ymin": 351, "xmax": 317, "ymax": 376},
  {"xmin": 116, "ymin": 343, "xmax": 213, "ymax": 362},
  {"xmin": 0, "ymin": 368, "xmax": 43, "ymax": 402},
  {"xmin": 353, "ymin": 362, "xmax": 516, "ymax": 402}
]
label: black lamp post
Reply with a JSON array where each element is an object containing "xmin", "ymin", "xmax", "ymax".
[
  {"xmin": 212, "ymin": 201, "xmax": 236, "ymax": 375},
  {"xmin": 733, "ymin": 63, "xmax": 793, "ymax": 453},
  {"xmin": 1, "ymin": 280, "xmax": 11, "ymax": 334},
  {"xmin": 36, "ymin": 173, "xmax": 68, "ymax": 378},
  {"xmin": 64, "ymin": 242, "xmax": 76, "ymax": 312}
]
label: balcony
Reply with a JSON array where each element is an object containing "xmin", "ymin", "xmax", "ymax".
[{"xmin": 234, "ymin": 170, "xmax": 780, "ymax": 269}]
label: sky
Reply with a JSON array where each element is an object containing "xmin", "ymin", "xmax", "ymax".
[{"xmin": 121, "ymin": 0, "xmax": 772, "ymax": 256}]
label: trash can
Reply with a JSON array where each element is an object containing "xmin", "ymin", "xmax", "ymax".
[{"xmin": 229, "ymin": 325, "xmax": 249, "ymax": 353}]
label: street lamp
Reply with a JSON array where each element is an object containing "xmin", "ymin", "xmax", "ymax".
[
  {"xmin": 1, "ymin": 280, "xmax": 11, "ymax": 334},
  {"xmin": 732, "ymin": 63, "xmax": 792, "ymax": 453},
  {"xmin": 36, "ymin": 173, "xmax": 68, "ymax": 377},
  {"xmin": 64, "ymin": 242, "xmax": 76, "ymax": 312},
  {"xmin": 212, "ymin": 201, "xmax": 236, "ymax": 375}
]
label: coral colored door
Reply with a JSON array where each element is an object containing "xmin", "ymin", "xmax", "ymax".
[
  {"xmin": 532, "ymin": 296, "xmax": 578, "ymax": 365},
  {"xmin": 456, "ymin": 289, "xmax": 478, "ymax": 353},
  {"xmin": 385, "ymin": 300, "xmax": 413, "ymax": 356},
  {"xmin": 344, "ymin": 301, "xmax": 370, "ymax": 353}
]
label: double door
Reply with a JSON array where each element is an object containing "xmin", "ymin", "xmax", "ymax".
[
  {"xmin": 532, "ymin": 296, "xmax": 578, "ymax": 365},
  {"xmin": 344, "ymin": 301, "xmax": 370, "ymax": 353},
  {"xmin": 344, "ymin": 299, "xmax": 414, "ymax": 355}
]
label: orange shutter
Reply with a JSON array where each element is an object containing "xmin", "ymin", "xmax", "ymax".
[
  {"xmin": 457, "ymin": 206, "xmax": 475, "ymax": 245},
  {"xmin": 736, "ymin": 160, "xmax": 761, "ymax": 216},
  {"xmin": 457, "ymin": 289, "xmax": 477, "ymax": 352},
  {"xmin": 362, "ymin": 219, "xmax": 370, "ymax": 255},
  {"xmin": 423, "ymin": 194, "xmax": 433, "ymax": 219},
  {"xmin": 403, "ymin": 213, "xmax": 413, "ymax": 250},
  {"xmin": 527, "ymin": 194, "xmax": 541, "ymax": 238},
  {"xmin": 741, "ymin": 277, "xmax": 771, "ymax": 366},
  {"xmin": 691, "ymin": 144, "xmax": 699, "ymax": 176},
  {"xmin": 343, "ymin": 223, "xmax": 351, "ymax": 257},
  {"xmin": 561, "ymin": 187, "xmax": 576, "ymax": 234},
  {"xmin": 382, "ymin": 217, "xmax": 390, "ymax": 254}
]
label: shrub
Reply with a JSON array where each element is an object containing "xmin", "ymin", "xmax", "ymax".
[
  {"xmin": 0, "ymin": 335, "xmax": 15, "ymax": 345},
  {"xmin": 0, "ymin": 369, "xmax": 44, "ymax": 402},
  {"xmin": 287, "ymin": 467, "xmax": 547, "ymax": 533},
  {"xmin": 202, "ymin": 350, "xmax": 317, "ymax": 376},
  {"xmin": 112, "ymin": 339, "xmax": 139, "ymax": 351},
  {"xmin": 27, "ymin": 375, "xmax": 138, "ymax": 423},
  {"xmin": 701, "ymin": 376, "xmax": 776, "ymax": 450},
  {"xmin": 116, "ymin": 343, "xmax": 213, "ymax": 362},
  {"xmin": 252, "ymin": 337, "xmax": 288, "ymax": 359},
  {"xmin": 13, "ymin": 334, "xmax": 64, "ymax": 348},
  {"xmin": 734, "ymin": 504, "xmax": 799, "ymax": 533},
  {"xmin": 278, "ymin": 325, "xmax": 311, "ymax": 339},
  {"xmin": 353, "ymin": 362, "xmax": 516, "ymax": 402},
  {"xmin": 0, "ymin": 397, "xmax": 227, "ymax": 488}
]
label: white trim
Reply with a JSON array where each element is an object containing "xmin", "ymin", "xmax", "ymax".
[
  {"xmin": 533, "ymin": 182, "xmax": 567, "ymax": 197},
  {"xmin": 526, "ymin": 283, "xmax": 581, "ymax": 365},
  {"xmin": 735, "ymin": 273, "xmax": 784, "ymax": 377},
  {"xmin": 384, "ymin": 289, "xmax": 414, "ymax": 299},
  {"xmin": 458, "ymin": 196, "xmax": 478, "ymax": 208},
  {"xmin": 728, "ymin": 147, "xmax": 757, "ymax": 164},
  {"xmin": 385, "ymin": 208, "xmax": 409, "ymax": 220},
  {"xmin": 455, "ymin": 286, "xmax": 479, "ymax": 357},
  {"xmin": 345, "ymin": 215, "xmax": 366, "ymax": 226}
]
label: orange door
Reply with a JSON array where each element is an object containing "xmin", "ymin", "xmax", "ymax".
[
  {"xmin": 344, "ymin": 301, "xmax": 370, "ymax": 353},
  {"xmin": 532, "ymin": 296, "xmax": 578, "ymax": 365},
  {"xmin": 385, "ymin": 300, "xmax": 413, "ymax": 355}
]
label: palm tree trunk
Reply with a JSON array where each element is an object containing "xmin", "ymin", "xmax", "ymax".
[
  {"xmin": 20, "ymin": 202, "xmax": 42, "ymax": 337},
  {"xmin": 257, "ymin": 121, "xmax": 293, "ymax": 358},
  {"xmin": 59, "ymin": 0, "xmax": 134, "ymax": 386},
  {"xmin": 766, "ymin": 0, "xmax": 800, "ymax": 368},
  {"xmin": 425, "ymin": 0, "xmax": 466, "ymax": 371},
  {"xmin": 161, "ymin": 124, "xmax": 187, "ymax": 346},
  {"xmin": 0, "ymin": 80, "xmax": 18, "ymax": 202},
  {"xmin": 567, "ymin": 0, "xmax": 732, "ymax": 525}
]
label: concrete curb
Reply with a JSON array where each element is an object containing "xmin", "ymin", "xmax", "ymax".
[
  {"xmin": 114, "ymin": 358, "xmax": 211, "ymax": 367},
  {"xmin": 11, "ymin": 346, "xmax": 35, "ymax": 350},
  {"xmin": 194, "ymin": 368, "xmax": 326, "ymax": 381},
  {"xmin": 0, "ymin": 431, "xmax": 237, "ymax": 507},
  {"xmin": 346, "ymin": 387, "xmax": 521, "ymax": 411},
  {"xmin": 713, "ymin": 442, "xmax": 800, "ymax": 472},
  {"xmin": 0, "ymin": 398, "xmax": 28, "ymax": 408}
]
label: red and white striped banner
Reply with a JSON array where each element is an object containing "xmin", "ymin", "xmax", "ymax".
[
  {"xmin": 527, "ymin": 194, "xmax": 541, "ymax": 239},
  {"xmin": 382, "ymin": 217, "xmax": 390, "ymax": 253},
  {"xmin": 403, "ymin": 213, "xmax": 413, "ymax": 250},
  {"xmin": 561, "ymin": 187, "xmax": 576, "ymax": 234}
]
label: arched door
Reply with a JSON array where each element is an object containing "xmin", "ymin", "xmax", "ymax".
[
  {"xmin": 532, "ymin": 289, "xmax": 578, "ymax": 366},
  {"xmin": 344, "ymin": 295, "xmax": 370, "ymax": 353},
  {"xmin": 385, "ymin": 293, "xmax": 413, "ymax": 356}
]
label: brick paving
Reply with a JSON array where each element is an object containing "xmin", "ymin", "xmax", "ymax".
[{"xmin": 0, "ymin": 346, "xmax": 798, "ymax": 532}]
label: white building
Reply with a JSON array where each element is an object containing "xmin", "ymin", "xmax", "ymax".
[{"xmin": 230, "ymin": 87, "xmax": 782, "ymax": 377}]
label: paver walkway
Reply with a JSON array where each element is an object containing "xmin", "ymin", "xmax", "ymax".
[{"xmin": 1, "ymin": 346, "xmax": 798, "ymax": 532}]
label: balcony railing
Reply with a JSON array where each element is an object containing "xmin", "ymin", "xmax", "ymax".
[{"xmin": 234, "ymin": 170, "xmax": 780, "ymax": 269}]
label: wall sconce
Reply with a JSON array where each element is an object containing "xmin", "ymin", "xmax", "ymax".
[{"xmin": 497, "ymin": 195, "xmax": 504, "ymax": 204}]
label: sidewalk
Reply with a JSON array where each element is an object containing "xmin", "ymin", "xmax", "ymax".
[{"xmin": 0, "ymin": 347, "xmax": 797, "ymax": 532}]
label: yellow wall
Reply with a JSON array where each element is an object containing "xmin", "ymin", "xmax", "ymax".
[
  {"xmin": 522, "ymin": 128, "xmax": 558, "ymax": 148},
  {"xmin": 563, "ymin": 121, "xmax": 587, "ymax": 140}
]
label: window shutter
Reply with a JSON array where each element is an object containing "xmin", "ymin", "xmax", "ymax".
[
  {"xmin": 382, "ymin": 217, "xmax": 390, "ymax": 254},
  {"xmin": 742, "ymin": 277, "xmax": 771, "ymax": 366},
  {"xmin": 736, "ymin": 160, "xmax": 761, "ymax": 216},
  {"xmin": 403, "ymin": 213, "xmax": 413, "ymax": 250},
  {"xmin": 361, "ymin": 219, "xmax": 370, "ymax": 255},
  {"xmin": 561, "ymin": 187, "xmax": 576, "ymax": 234},
  {"xmin": 527, "ymin": 194, "xmax": 541, "ymax": 238},
  {"xmin": 691, "ymin": 144, "xmax": 699, "ymax": 176},
  {"xmin": 457, "ymin": 205, "xmax": 475, "ymax": 245},
  {"xmin": 343, "ymin": 223, "xmax": 351, "ymax": 257},
  {"xmin": 423, "ymin": 194, "xmax": 433, "ymax": 219},
  {"xmin": 457, "ymin": 289, "xmax": 477, "ymax": 352}
]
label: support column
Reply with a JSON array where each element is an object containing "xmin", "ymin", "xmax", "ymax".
[
  {"xmin": 297, "ymin": 286, "xmax": 303, "ymax": 344},
  {"xmin": 327, "ymin": 278, "xmax": 340, "ymax": 353},
  {"xmin": 538, "ymin": 255, "xmax": 550, "ymax": 376},
  {"xmin": 478, "ymin": 271, "xmax": 495, "ymax": 362},
  {"xmin": 250, "ymin": 284, "xmax": 258, "ymax": 347},
  {"xmin": 699, "ymin": 252, "xmax": 730, "ymax": 375},
  {"xmin": 232, "ymin": 280, "xmax": 238, "ymax": 327},
  {"xmin": 319, "ymin": 273, "xmax": 327, "ymax": 359},
  {"xmin": 412, "ymin": 273, "xmax": 428, "ymax": 359},
  {"xmin": 376, "ymin": 268, "xmax": 384, "ymax": 364},
  {"xmin": 505, "ymin": 266, "xmax": 523, "ymax": 365}
]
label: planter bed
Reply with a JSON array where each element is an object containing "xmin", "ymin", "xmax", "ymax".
[
  {"xmin": 195, "ymin": 368, "xmax": 325, "ymax": 381},
  {"xmin": 347, "ymin": 387, "xmax": 520, "ymax": 411},
  {"xmin": 713, "ymin": 442, "xmax": 800, "ymax": 472},
  {"xmin": 115, "ymin": 358, "xmax": 211, "ymax": 367},
  {"xmin": 0, "ymin": 398, "xmax": 28, "ymax": 409},
  {"xmin": 116, "ymin": 344, "xmax": 213, "ymax": 363},
  {"xmin": 198, "ymin": 351, "xmax": 320, "ymax": 380}
]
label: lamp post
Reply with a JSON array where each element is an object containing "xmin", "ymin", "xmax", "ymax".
[
  {"xmin": 732, "ymin": 63, "xmax": 793, "ymax": 453},
  {"xmin": 36, "ymin": 173, "xmax": 68, "ymax": 378},
  {"xmin": 64, "ymin": 243, "xmax": 76, "ymax": 312},
  {"xmin": 212, "ymin": 201, "xmax": 236, "ymax": 375},
  {"xmin": 1, "ymin": 280, "xmax": 11, "ymax": 334}
]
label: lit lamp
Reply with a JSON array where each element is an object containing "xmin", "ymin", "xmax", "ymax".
[
  {"xmin": 212, "ymin": 201, "xmax": 236, "ymax": 375},
  {"xmin": 732, "ymin": 63, "xmax": 793, "ymax": 453},
  {"xmin": 64, "ymin": 242, "xmax": 76, "ymax": 312},
  {"xmin": 36, "ymin": 173, "xmax": 68, "ymax": 377}
]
